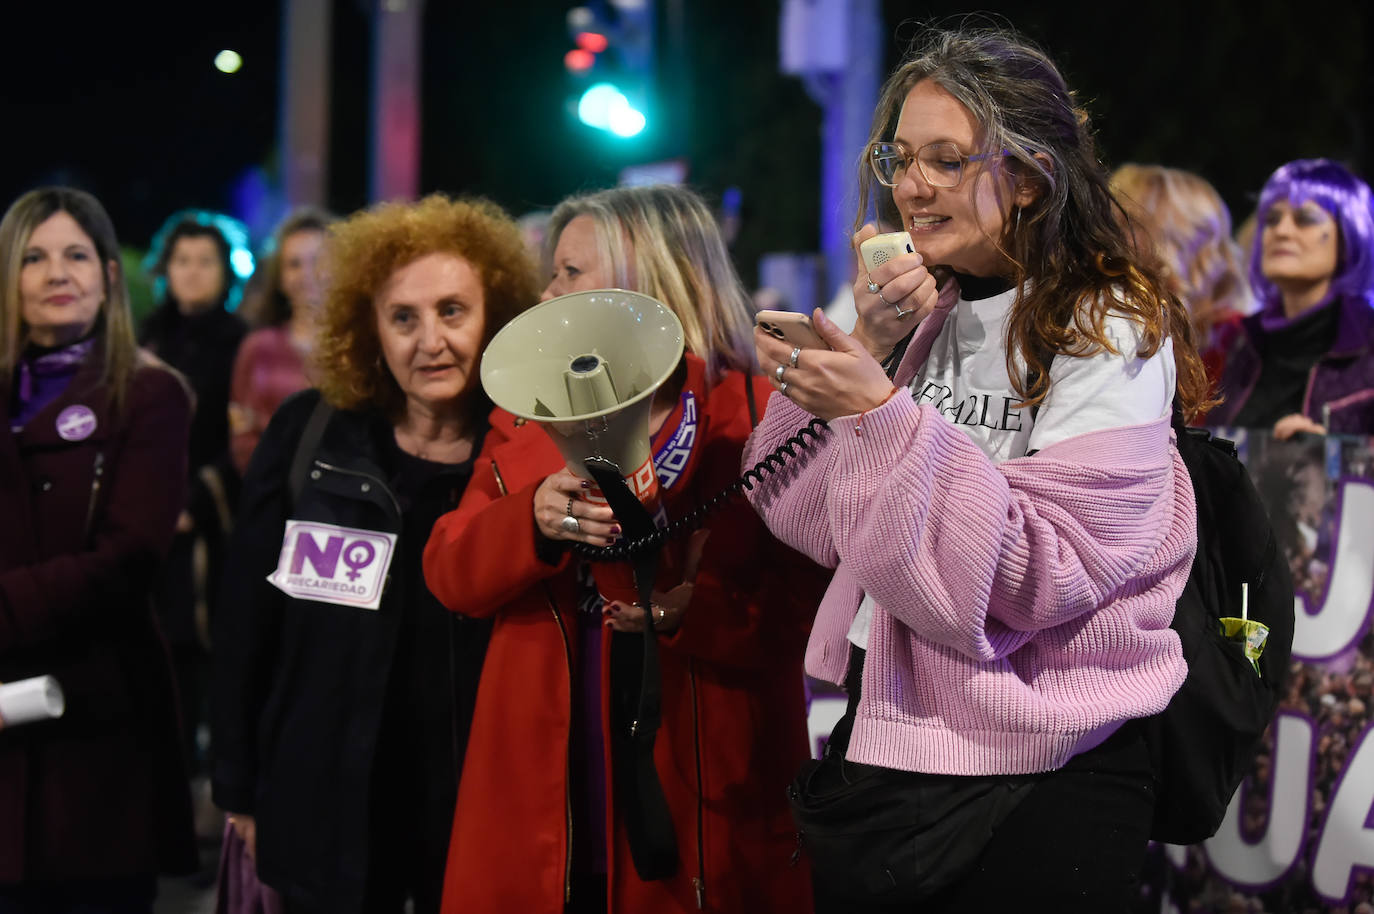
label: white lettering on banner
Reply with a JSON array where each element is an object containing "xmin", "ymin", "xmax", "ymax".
[
  {"xmin": 1293, "ymin": 479, "xmax": 1374, "ymax": 660},
  {"xmin": 808, "ymin": 696, "xmax": 847, "ymax": 759},
  {"xmin": 266, "ymin": 520, "xmax": 397, "ymax": 611},
  {"xmin": 1202, "ymin": 712, "xmax": 1312, "ymax": 887},
  {"xmin": 1165, "ymin": 843, "xmax": 1186, "ymax": 869},
  {"xmin": 1312, "ymin": 725, "xmax": 1374, "ymax": 900}
]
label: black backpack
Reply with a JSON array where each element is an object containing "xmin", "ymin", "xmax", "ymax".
[
  {"xmin": 1143, "ymin": 418, "xmax": 1295, "ymax": 844},
  {"xmin": 1025, "ymin": 378, "xmax": 1297, "ymax": 845}
]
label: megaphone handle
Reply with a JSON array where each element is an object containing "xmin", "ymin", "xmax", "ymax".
[{"xmin": 583, "ymin": 457, "xmax": 656, "ymax": 539}]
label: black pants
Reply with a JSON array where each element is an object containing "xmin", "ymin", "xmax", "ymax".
[
  {"xmin": 0, "ymin": 877, "xmax": 156, "ymax": 914},
  {"xmin": 812, "ymin": 648, "xmax": 1155, "ymax": 914}
]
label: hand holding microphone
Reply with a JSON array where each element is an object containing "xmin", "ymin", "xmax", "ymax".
[{"xmin": 851, "ymin": 224, "xmax": 941, "ymax": 359}]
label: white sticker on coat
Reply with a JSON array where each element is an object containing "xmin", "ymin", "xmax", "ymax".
[{"xmin": 266, "ymin": 520, "xmax": 397, "ymax": 611}]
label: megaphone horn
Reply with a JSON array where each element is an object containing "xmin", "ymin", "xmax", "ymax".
[{"xmin": 480, "ymin": 289, "xmax": 685, "ymax": 501}]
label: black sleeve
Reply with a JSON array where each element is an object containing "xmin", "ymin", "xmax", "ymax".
[{"xmin": 210, "ymin": 389, "xmax": 320, "ymax": 814}]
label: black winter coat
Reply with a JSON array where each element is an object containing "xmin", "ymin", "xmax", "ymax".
[{"xmin": 211, "ymin": 390, "xmax": 489, "ymax": 914}]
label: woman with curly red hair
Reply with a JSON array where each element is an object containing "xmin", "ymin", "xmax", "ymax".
[{"xmin": 212, "ymin": 195, "xmax": 540, "ymax": 914}]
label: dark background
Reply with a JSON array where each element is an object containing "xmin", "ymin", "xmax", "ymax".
[{"xmin": 4, "ymin": 0, "xmax": 1368, "ymax": 286}]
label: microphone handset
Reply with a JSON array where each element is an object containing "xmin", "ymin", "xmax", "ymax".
[{"xmin": 571, "ymin": 416, "xmax": 830, "ymax": 561}]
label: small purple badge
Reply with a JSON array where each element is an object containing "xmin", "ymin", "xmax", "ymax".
[{"xmin": 55, "ymin": 405, "xmax": 97, "ymax": 441}]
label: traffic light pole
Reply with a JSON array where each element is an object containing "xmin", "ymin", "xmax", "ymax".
[
  {"xmin": 370, "ymin": 0, "xmax": 425, "ymax": 202},
  {"xmin": 281, "ymin": 0, "xmax": 333, "ymax": 207},
  {"xmin": 780, "ymin": 0, "xmax": 882, "ymax": 304}
]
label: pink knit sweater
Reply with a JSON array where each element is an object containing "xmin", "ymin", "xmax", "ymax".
[{"xmin": 744, "ymin": 309, "xmax": 1195, "ymax": 776}]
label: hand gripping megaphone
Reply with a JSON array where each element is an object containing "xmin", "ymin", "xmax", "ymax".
[
  {"xmin": 481, "ymin": 288, "xmax": 684, "ymax": 880},
  {"xmin": 480, "ymin": 289, "xmax": 686, "ymax": 589}
]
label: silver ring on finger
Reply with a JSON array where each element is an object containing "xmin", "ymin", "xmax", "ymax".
[
  {"xmin": 789, "ymin": 346, "xmax": 801, "ymax": 368},
  {"xmin": 565, "ymin": 496, "xmax": 575, "ymax": 516},
  {"xmin": 867, "ymin": 279, "xmax": 880, "ymax": 295},
  {"xmin": 775, "ymin": 363, "xmax": 787, "ymax": 383},
  {"xmin": 560, "ymin": 514, "xmax": 581, "ymax": 535},
  {"xmin": 779, "ymin": 380, "xmax": 789, "ymax": 396},
  {"xmin": 893, "ymin": 303, "xmax": 914, "ymax": 319}
]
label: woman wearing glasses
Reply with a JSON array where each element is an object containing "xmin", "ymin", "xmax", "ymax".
[{"xmin": 745, "ymin": 26, "xmax": 1210, "ymax": 913}]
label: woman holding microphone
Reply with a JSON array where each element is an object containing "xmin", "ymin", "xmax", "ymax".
[{"xmin": 746, "ymin": 26, "xmax": 1210, "ymax": 912}]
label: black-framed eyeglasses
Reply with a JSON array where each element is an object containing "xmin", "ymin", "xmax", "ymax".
[{"xmin": 867, "ymin": 141, "xmax": 1006, "ymax": 188}]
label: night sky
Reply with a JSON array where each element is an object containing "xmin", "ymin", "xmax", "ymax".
[{"xmin": 3, "ymin": 0, "xmax": 1369, "ymax": 286}]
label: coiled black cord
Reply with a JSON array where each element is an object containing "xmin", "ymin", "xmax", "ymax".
[{"xmin": 572, "ymin": 417, "xmax": 830, "ymax": 561}]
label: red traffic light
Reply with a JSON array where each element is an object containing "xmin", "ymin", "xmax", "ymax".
[
  {"xmin": 564, "ymin": 48, "xmax": 596, "ymax": 73},
  {"xmin": 575, "ymin": 31, "xmax": 609, "ymax": 53}
]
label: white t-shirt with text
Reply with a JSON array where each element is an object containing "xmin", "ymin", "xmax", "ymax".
[{"xmin": 847, "ymin": 284, "xmax": 1177, "ymax": 649}]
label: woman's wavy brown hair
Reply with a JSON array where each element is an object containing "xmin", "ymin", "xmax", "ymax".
[
  {"xmin": 856, "ymin": 26, "xmax": 1214, "ymax": 418},
  {"xmin": 314, "ymin": 194, "xmax": 541, "ymax": 421}
]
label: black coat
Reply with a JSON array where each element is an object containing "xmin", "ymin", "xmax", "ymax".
[
  {"xmin": 139, "ymin": 301, "xmax": 246, "ymax": 473},
  {"xmin": 0, "ymin": 353, "xmax": 197, "ymax": 882},
  {"xmin": 212, "ymin": 390, "xmax": 489, "ymax": 914},
  {"xmin": 140, "ymin": 302, "xmax": 247, "ymax": 645}
]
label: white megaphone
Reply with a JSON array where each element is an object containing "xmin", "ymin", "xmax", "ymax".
[{"xmin": 480, "ymin": 288, "xmax": 685, "ymax": 530}]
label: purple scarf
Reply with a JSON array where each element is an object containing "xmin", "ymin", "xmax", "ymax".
[
  {"xmin": 10, "ymin": 338, "xmax": 96, "ymax": 430},
  {"xmin": 1258, "ymin": 297, "xmax": 1337, "ymax": 334}
]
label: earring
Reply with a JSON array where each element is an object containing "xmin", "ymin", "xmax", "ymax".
[{"xmin": 1013, "ymin": 206, "xmax": 1022, "ymax": 233}]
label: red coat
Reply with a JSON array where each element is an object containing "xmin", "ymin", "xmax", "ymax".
[
  {"xmin": 0, "ymin": 353, "xmax": 197, "ymax": 881},
  {"xmin": 424, "ymin": 355, "xmax": 823, "ymax": 914}
]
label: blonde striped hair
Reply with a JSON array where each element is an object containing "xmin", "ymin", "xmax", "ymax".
[{"xmin": 546, "ymin": 185, "xmax": 756, "ymax": 384}]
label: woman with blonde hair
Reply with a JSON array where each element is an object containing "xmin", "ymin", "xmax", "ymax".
[
  {"xmin": 541, "ymin": 184, "xmax": 758, "ymax": 385},
  {"xmin": 424, "ymin": 184, "xmax": 823, "ymax": 913},
  {"xmin": 213, "ymin": 194, "xmax": 540, "ymax": 914},
  {"xmin": 1111, "ymin": 164, "xmax": 1251, "ymax": 385},
  {"xmin": 0, "ymin": 187, "xmax": 196, "ymax": 911}
]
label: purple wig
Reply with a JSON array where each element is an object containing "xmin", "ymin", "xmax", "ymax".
[{"xmin": 1249, "ymin": 159, "xmax": 1374, "ymax": 310}]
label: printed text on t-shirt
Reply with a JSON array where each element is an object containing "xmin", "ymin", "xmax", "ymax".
[{"xmin": 911, "ymin": 381, "xmax": 1025, "ymax": 432}]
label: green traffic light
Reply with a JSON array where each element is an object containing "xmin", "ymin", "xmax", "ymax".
[{"xmin": 577, "ymin": 82, "xmax": 646, "ymax": 138}]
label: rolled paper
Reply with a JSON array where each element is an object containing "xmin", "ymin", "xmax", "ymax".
[{"xmin": 0, "ymin": 676, "xmax": 66, "ymax": 727}]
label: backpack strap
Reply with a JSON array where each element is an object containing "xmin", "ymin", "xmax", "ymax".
[{"xmin": 288, "ymin": 396, "xmax": 336, "ymax": 509}]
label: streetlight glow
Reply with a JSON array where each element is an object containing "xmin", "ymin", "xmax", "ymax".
[{"xmin": 214, "ymin": 50, "xmax": 243, "ymax": 74}]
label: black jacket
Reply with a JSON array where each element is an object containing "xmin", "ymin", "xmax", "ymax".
[
  {"xmin": 140, "ymin": 302, "xmax": 248, "ymax": 645},
  {"xmin": 211, "ymin": 390, "xmax": 488, "ymax": 913}
]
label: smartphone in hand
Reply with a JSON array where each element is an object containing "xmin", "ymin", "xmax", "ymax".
[
  {"xmin": 859, "ymin": 231, "xmax": 916, "ymax": 273},
  {"xmin": 756, "ymin": 310, "xmax": 830, "ymax": 350}
]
